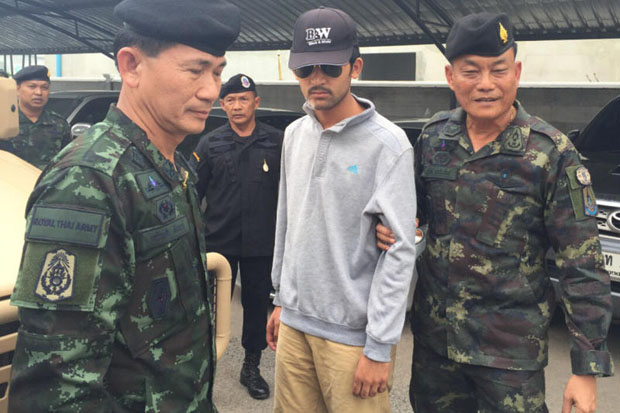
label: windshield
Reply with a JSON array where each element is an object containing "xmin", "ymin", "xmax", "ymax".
[
  {"xmin": 46, "ymin": 97, "xmax": 81, "ymax": 119},
  {"xmin": 576, "ymin": 97, "xmax": 620, "ymax": 153}
]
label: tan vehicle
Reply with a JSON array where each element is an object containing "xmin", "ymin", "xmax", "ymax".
[{"xmin": 0, "ymin": 78, "xmax": 231, "ymax": 412}]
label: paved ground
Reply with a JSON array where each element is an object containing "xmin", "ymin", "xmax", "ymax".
[{"xmin": 213, "ymin": 289, "xmax": 620, "ymax": 412}]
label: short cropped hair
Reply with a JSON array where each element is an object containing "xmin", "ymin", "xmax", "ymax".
[{"xmin": 113, "ymin": 26, "xmax": 175, "ymax": 67}]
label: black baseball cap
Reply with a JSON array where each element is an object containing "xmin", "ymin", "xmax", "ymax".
[
  {"xmin": 114, "ymin": 0, "xmax": 240, "ymax": 57},
  {"xmin": 288, "ymin": 7, "xmax": 358, "ymax": 70},
  {"xmin": 445, "ymin": 13, "xmax": 515, "ymax": 61}
]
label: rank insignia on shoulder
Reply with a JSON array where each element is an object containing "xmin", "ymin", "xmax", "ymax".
[
  {"xmin": 35, "ymin": 249, "xmax": 75, "ymax": 302},
  {"xmin": 575, "ymin": 166, "xmax": 592, "ymax": 186},
  {"xmin": 131, "ymin": 147, "xmax": 148, "ymax": 169},
  {"xmin": 442, "ymin": 124, "xmax": 461, "ymax": 137},
  {"xmin": 583, "ymin": 186, "xmax": 598, "ymax": 216}
]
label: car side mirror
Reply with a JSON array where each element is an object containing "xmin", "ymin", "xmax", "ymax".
[
  {"xmin": 71, "ymin": 123, "xmax": 92, "ymax": 139},
  {"xmin": 566, "ymin": 129, "xmax": 580, "ymax": 142}
]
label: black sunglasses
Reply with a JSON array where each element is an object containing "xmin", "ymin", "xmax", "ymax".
[{"xmin": 294, "ymin": 64, "xmax": 343, "ymax": 79}]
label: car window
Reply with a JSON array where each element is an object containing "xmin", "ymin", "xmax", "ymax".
[
  {"xmin": 258, "ymin": 114, "xmax": 301, "ymax": 131},
  {"xmin": 576, "ymin": 97, "xmax": 620, "ymax": 153},
  {"xmin": 46, "ymin": 97, "xmax": 81, "ymax": 119},
  {"xmin": 72, "ymin": 97, "xmax": 118, "ymax": 126}
]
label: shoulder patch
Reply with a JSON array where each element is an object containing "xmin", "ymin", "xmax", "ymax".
[
  {"xmin": 26, "ymin": 206, "xmax": 110, "ymax": 247},
  {"xmin": 35, "ymin": 248, "xmax": 75, "ymax": 302},
  {"xmin": 12, "ymin": 242, "xmax": 103, "ymax": 311},
  {"xmin": 565, "ymin": 165, "xmax": 598, "ymax": 220}
]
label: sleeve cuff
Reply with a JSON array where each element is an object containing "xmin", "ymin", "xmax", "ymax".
[
  {"xmin": 363, "ymin": 335, "xmax": 393, "ymax": 363},
  {"xmin": 272, "ymin": 291, "xmax": 281, "ymax": 307},
  {"xmin": 570, "ymin": 349, "xmax": 614, "ymax": 377}
]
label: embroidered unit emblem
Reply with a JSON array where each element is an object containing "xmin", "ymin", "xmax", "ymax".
[
  {"xmin": 503, "ymin": 129, "xmax": 524, "ymax": 152},
  {"xmin": 575, "ymin": 166, "xmax": 592, "ymax": 186},
  {"xmin": 157, "ymin": 197, "xmax": 176, "ymax": 223},
  {"xmin": 35, "ymin": 249, "xmax": 75, "ymax": 302},
  {"xmin": 583, "ymin": 186, "xmax": 598, "ymax": 216},
  {"xmin": 432, "ymin": 151, "xmax": 451, "ymax": 166},
  {"xmin": 149, "ymin": 278, "xmax": 171, "ymax": 320}
]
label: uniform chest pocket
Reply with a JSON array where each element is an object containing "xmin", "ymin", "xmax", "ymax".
[
  {"xmin": 475, "ymin": 183, "xmax": 530, "ymax": 250},
  {"xmin": 209, "ymin": 150, "xmax": 237, "ymax": 183},
  {"xmin": 121, "ymin": 226, "xmax": 204, "ymax": 357},
  {"xmin": 421, "ymin": 165, "xmax": 458, "ymax": 236}
]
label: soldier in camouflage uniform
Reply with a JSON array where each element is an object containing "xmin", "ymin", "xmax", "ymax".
[
  {"xmin": 2, "ymin": 65, "xmax": 71, "ymax": 170},
  {"xmin": 8, "ymin": 0, "xmax": 240, "ymax": 411},
  {"xmin": 377, "ymin": 13, "xmax": 613, "ymax": 413}
]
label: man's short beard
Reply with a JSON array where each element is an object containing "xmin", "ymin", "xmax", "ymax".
[{"xmin": 307, "ymin": 88, "xmax": 348, "ymax": 112}]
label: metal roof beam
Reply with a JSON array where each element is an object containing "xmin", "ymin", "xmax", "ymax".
[
  {"xmin": 15, "ymin": 0, "xmax": 117, "ymax": 37},
  {"xmin": 392, "ymin": 0, "xmax": 446, "ymax": 55},
  {"xmin": 421, "ymin": 0, "xmax": 453, "ymax": 27},
  {"xmin": 0, "ymin": 2, "xmax": 114, "ymax": 59}
]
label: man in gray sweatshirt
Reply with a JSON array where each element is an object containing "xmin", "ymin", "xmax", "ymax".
[{"xmin": 266, "ymin": 7, "xmax": 417, "ymax": 412}]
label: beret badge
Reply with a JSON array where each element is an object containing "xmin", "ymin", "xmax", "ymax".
[
  {"xmin": 499, "ymin": 22, "xmax": 508, "ymax": 44},
  {"xmin": 241, "ymin": 76, "xmax": 251, "ymax": 88}
]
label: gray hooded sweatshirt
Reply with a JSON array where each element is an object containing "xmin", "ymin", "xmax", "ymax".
[{"xmin": 272, "ymin": 96, "xmax": 417, "ymax": 362}]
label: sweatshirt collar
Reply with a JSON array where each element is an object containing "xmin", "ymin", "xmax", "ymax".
[{"xmin": 303, "ymin": 94, "xmax": 375, "ymax": 133}]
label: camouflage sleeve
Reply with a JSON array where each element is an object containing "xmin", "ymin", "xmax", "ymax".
[
  {"xmin": 60, "ymin": 118, "xmax": 73, "ymax": 147},
  {"xmin": 544, "ymin": 150, "xmax": 614, "ymax": 377},
  {"xmin": 9, "ymin": 165, "xmax": 131, "ymax": 411},
  {"xmin": 413, "ymin": 135, "xmax": 427, "ymax": 224}
]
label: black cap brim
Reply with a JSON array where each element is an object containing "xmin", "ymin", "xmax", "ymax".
[{"xmin": 289, "ymin": 47, "xmax": 353, "ymax": 70}]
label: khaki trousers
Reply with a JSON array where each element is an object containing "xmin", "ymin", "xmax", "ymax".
[{"xmin": 274, "ymin": 322, "xmax": 395, "ymax": 413}]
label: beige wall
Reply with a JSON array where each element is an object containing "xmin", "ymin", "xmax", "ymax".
[{"xmin": 41, "ymin": 38, "xmax": 620, "ymax": 83}]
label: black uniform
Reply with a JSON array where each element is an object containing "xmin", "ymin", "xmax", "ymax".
[{"xmin": 194, "ymin": 120, "xmax": 282, "ymax": 352}]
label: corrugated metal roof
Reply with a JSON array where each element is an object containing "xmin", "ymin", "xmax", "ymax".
[{"xmin": 1, "ymin": 0, "xmax": 619, "ymax": 57}]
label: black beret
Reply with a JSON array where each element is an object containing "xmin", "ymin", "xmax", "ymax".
[
  {"xmin": 220, "ymin": 74, "xmax": 257, "ymax": 99},
  {"xmin": 445, "ymin": 13, "xmax": 515, "ymax": 61},
  {"xmin": 13, "ymin": 65, "xmax": 50, "ymax": 83},
  {"xmin": 114, "ymin": 0, "xmax": 240, "ymax": 57}
]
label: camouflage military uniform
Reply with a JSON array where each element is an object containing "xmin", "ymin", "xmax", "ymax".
[
  {"xmin": 9, "ymin": 106, "xmax": 217, "ymax": 412},
  {"xmin": 6, "ymin": 107, "xmax": 71, "ymax": 169},
  {"xmin": 410, "ymin": 102, "xmax": 613, "ymax": 411}
]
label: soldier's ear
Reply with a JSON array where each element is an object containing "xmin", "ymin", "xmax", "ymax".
[
  {"xmin": 116, "ymin": 46, "xmax": 143, "ymax": 88},
  {"xmin": 514, "ymin": 60, "xmax": 522, "ymax": 83},
  {"xmin": 445, "ymin": 64, "xmax": 455, "ymax": 91}
]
